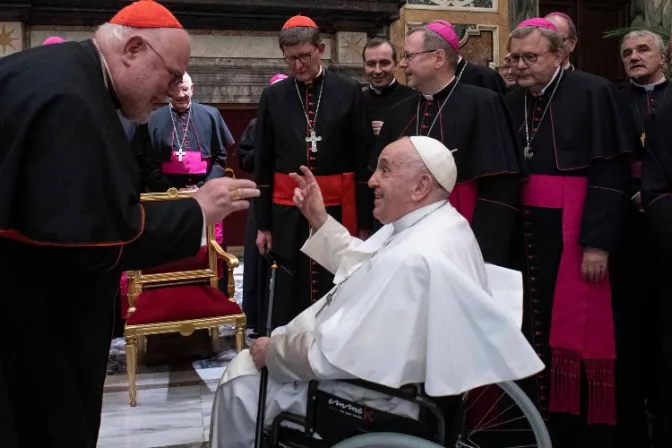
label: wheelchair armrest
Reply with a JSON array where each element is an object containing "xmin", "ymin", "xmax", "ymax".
[{"xmin": 342, "ymin": 379, "xmax": 420, "ymax": 400}]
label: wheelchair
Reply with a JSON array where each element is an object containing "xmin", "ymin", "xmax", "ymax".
[{"xmin": 264, "ymin": 378, "xmax": 551, "ymax": 447}]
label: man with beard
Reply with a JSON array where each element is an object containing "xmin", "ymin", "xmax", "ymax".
[
  {"xmin": 361, "ymin": 37, "xmax": 417, "ymax": 138},
  {"xmin": 505, "ymin": 18, "xmax": 637, "ymax": 448},
  {"xmin": 0, "ymin": 0, "xmax": 259, "ymax": 446},
  {"xmin": 367, "ymin": 20, "xmax": 521, "ymax": 266},
  {"xmin": 254, "ymin": 15, "xmax": 373, "ymax": 329},
  {"xmin": 545, "ymin": 12, "xmax": 578, "ymax": 71}
]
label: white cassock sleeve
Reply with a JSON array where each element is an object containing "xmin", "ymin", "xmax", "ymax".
[
  {"xmin": 300, "ymin": 215, "xmax": 363, "ymax": 274},
  {"xmin": 265, "ymin": 215, "xmax": 363, "ymax": 383},
  {"xmin": 265, "ymin": 330, "xmax": 356, "ymax": 383}
]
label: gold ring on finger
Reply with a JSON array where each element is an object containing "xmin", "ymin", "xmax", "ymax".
[{"xmin": 231, "ymin": 189, "xmax": 241, "ymax": 201}]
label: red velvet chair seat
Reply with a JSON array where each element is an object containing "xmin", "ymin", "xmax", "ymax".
[{"xmin": 126, "ymin": 285, "xmax": 242, "ymax": 325}]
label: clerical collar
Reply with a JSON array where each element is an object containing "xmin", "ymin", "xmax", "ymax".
[
  {"xmin": 422, "ymin": 77, "xmax": 457, "ymax": 101},
  {"xmin": 533, "ymin": 67, "xmax": 562, "ymax": 97},
  {"xmin": 632, "ymin": 76, "xmax": 668, "ymax": 92},
  {"xmin": 170, "ymin": 101, "xmax": 192, "ymax": 114},
  {"xmin": 392, "ymin": 200, "xmax": 447, "ymax": 234},
  {"xmin": 370, "ymin": 78, "xmax": 397, "ymax": 95},
  {"xmin": 301, "ymin": 66, "xmax": 324, "ymax": 87}
]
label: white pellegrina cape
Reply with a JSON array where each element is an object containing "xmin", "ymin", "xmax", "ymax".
[{"xmin": 210, "ymin": 201, "xmax": 544, "ymax": 447}]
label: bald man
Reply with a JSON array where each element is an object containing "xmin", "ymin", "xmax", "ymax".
[
  {"xmin": 545, "ymin": 12, "xmax": 578, "ymax": 71},
  {"xmin": 145, "ymin": 73, "xmax": 234, "ymax": 192},
  {"xmin": 0, "ymin": 1, "xmax": 259, "ymax": 446}
]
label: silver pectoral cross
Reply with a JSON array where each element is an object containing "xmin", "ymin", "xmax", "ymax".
[
  {"xmin": 306, "ymin": 130, "xmax": 322, "ymax": 153},
  {"xmin": 175, "ymin": 147, "xmax": 186, "ymax": 162},
  {"xmin": 524, "ymin": 145, "xmax": 534, "ymax": 160}
]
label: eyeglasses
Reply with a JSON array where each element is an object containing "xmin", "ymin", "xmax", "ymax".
[
  {"xmin": 144, "ymin": 40, "xmax": 185, "ymax": 87},
  {"xmin": 401, "ymin": 49, "xmax": 438, "ymax": 62},
  {"xmin": 284, "ymin": 48, "xmax": 317, "ymax": 65},
  {"xmin": 505, "ymin": 51, "xmax": 550, "ymax": 66}
]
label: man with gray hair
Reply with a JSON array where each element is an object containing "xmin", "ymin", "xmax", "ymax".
[
  {"xmin": 366, "ymin": 20, "xmax": 522, "ymax": 268},
  {"xmin": 504, "ymin": 17, "xmax": 635, "ymax": 448},
  {"xmin": 144, "ymin": 72, "xmax": 234, "ymax": 192},
  {"xmin": 254, "ymin": 14, "xmax": 373, "ymax": 330},
  {"xmin": 210, "ymin": 136, "xmax": 544, "ymax": 447},
  {"xmin": 621, "ymin": 30, "xmax": 669, "ymax": 147},
  {"xmin": 623, "ymin": 29, "xmax": 671, "ymax": 448},
  {"xmin": 544, "ymin": 12, "xmax": 578, "ymax": 71},
  {"xmin": 0, "ymin": 0, "xmax": 260, "ymax": 446}
]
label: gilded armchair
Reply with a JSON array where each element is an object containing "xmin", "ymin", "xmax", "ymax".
[{"xmin": 123, "ymin": 189, "xmax": 246, "ymax": 407}]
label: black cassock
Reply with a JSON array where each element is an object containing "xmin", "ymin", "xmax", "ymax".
[
  {"xmin": 456, "ymin": 57, "xmax": 507, "ymax": 94},
  {"xmin": 620, "ymin": 79, "xmax": 670, "ymax": 447},
  {"xmin": 237, "ymin": 118, "xmax": 266, "ymax": 333},
  {"xmin": 144, "ymin": 102, "xmax": 234, "ymax": 191},
  {"xmin": 367, "ymin": 79, "xmax": 522, "ymax": 266},
  {"xmin": 254, "ymin": 70, "xmax": 373, "ymax": 328},
  {"xmin": 642, "ymin": 98, "xmax": 672, "ymax": 448},
  {"xmin": 362, "ymin": 79, "xmax": 418, "ymax": 122},
  {"xmin": 0, "ymin": 40, "xmax": 203, "ymax": 447},
  {"xmin": 505, "ymin": 69, "xmax": 644, "ymax": 448}
]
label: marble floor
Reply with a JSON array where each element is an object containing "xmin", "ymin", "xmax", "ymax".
[{"xmin": 97, "ymin": 265, "xmax": 245, "ymax": 448}]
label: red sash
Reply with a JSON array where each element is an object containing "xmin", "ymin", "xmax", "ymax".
[
  {"xmin": 522, "ymin": 174, "xmax": 616, "ymax": 426},
  {"xmin": 273, "ymin": 172, "xmax": 358, "ymax": 236}
]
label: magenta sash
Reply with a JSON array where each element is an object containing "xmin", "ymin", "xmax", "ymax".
[
  {"xmin": 449, "ymin": 182, "xmax": 478, "ymax": 224},
  {"xmin": 161, "ymin": 151, "xmax": 209, "ymax": 175},
  {"xmin": 522, "ymin": 174, "xmax": 616, "ymax": 426}
]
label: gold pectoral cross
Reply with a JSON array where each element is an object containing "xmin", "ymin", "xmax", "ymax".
[{"xmin": 641, "ymin": 132, "xmax": 646, "ymax": 146}]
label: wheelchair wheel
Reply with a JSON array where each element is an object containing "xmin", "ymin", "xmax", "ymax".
[
  {"xmin": 332, "ymin": 432, "xmax": 445, "ymax": 447},
  {"xmin": 457, "ymin": 380, "xmax": 552, "ymax": 448}
]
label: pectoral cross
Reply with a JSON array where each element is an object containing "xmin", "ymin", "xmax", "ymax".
[
  {"xmin": 524, "ymin": 145, "xmax": 534, "ymax": 160},
  {"xmin": 306, "ymin": 130, "xmax": 322, "ymax": 153},
  {"xmin": 641, "ymin": 132, "xmax": 646, "ymax": 146},
  {"xmin": 176, "ymin": 147, "xmax": 186, "ymax": 162}
]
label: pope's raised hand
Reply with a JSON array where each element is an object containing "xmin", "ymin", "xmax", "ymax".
[
  {"xmin": 289, "ymin": 166, "xmax": 328, "ymax": 230},
  {"xmin": 192, "ymin": 177, "xmax": 260, "ymax": 227}
]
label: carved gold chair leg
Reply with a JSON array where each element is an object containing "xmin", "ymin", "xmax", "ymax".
[
  {"xmin": 235, "ymin": 317, "xmax": 246, "ymax": 352},
  {"xmin": 125, "ymin": 335, "xmax": 138, "ymax": 407},
  {"xmin": 137, "ymin": 335, "xmax": 146, "ymax": 365},
  {"xmin": 211, "ymin": 326, "xmax": 220, "ymax": 353}
]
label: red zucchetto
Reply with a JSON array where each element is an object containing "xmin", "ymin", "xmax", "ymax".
[
  {"xmin": 282, "ymin": 15, "xmax": 318, "ymax": 30},
  {"xmin": 110, "ymin": 0, "xmax": 183, "ymax": 29}
]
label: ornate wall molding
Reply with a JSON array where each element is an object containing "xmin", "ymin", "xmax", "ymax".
[
  {"xmin": 0, "ymin": 0, "xmax": 404, "ymax": 36},
  {"xmin": 405, "ymin": 0, "xmax": 498, "ymax": 13},
  {"xmin": 405, "ymin": 20, "xmax": 500, "ymax": 68}
]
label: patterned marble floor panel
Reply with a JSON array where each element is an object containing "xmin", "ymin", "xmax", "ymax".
[
  {"xmin": 99, "ymin": 265, "xmax": 244, "ymax": 447},
  {"xmin": 98, "ymin": 385, "xmax": 206, "ymax": 448}
]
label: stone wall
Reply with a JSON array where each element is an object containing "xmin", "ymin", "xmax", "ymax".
[
  {"xmin": 392, "ymin": 0, "xmax": 514, "ymax": 79},
  {"xmin": 0, "ymin": 24, "xmax": 371, "ymax": 104}
]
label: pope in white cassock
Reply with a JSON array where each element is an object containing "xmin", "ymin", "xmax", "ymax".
[{"xmin": 210, "ymin": 136, "xmax": 545, "ymax": 447}]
